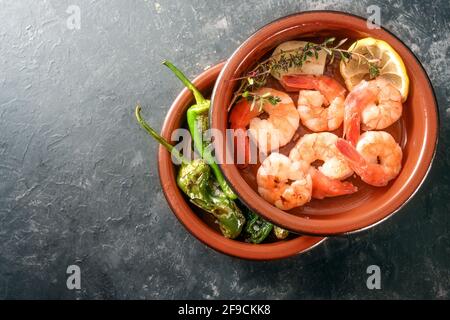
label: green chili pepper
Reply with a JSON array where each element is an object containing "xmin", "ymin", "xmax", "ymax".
[
  {"xmin": 163, "ymin": 60, "xmax": 237, "ymax": 200},
  {"xmin": 242, "ymin": 206, "xmax": 273, "ymax": 244},
  {"xmin": 273, "ymin": 226, "xmax": 289, "ymax": 240},
  {"xmin": 135, "ymin": 106, "xmax": 244, "ymax": 239}
]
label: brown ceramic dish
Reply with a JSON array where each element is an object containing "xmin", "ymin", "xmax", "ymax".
[
  {"xmin": 157, "ymin": 62, "xmax": 325, "ymax": 260},
  {"xmin": 210, "ymin": 11, "xmax": 439, "ymax": 236}
]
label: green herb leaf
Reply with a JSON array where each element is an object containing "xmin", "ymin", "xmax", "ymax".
[
  {"xmin": 250, "ymin": 96, "xmax": 256, "ymax": 111},
  {"xmin": 324, "ymin": 37, "xmax": 335, "ymax": 45},
  {"xmin": 369, "ymin": 63, "xmax": 380, "ymax": 79},
  {"xmin": 258, "ymin": 98, "xmax": 264, "ymax": 112},
  {"xmin": 322, "ymin": 47, "xmax": 332, "ymax": 55},
  {"xmin": 268, "ymin": 96, "xmax": 281, "ymax": 105},
  {"xmin": 335, "ymin": 38, "xmax": 348, "ymax": 48}
]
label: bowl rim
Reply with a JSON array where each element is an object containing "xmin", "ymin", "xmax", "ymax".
[
  {"xmin": 156, "ymin": 62, "xmax": 326, "ymax": 260},
  {"xmin": 210, "ymin": 10, "xmax": 440, "ymax": 236}
]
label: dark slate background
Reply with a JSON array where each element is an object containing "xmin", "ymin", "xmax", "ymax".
[{"xmin": 0, "ymin": 0, "xmax": 448, "ymax": 299}]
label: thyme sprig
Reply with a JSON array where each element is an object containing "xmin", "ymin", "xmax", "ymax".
[
  {"xmin": 228, "ymin": 37, "xmax": 381, "ymax": 110},
  {"xmin": 242, "ymin": 91, "xmax": 282, "ymax": 111}
]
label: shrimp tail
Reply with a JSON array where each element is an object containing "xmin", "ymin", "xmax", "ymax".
[
  {"xmin": 229, "ymin": 99, "xmax": 261, "ymax": 128},
  {"xmin": 229, "ymin": 99, "xmax": 261, "ymax": 168},
  {"xmin": 336, "ymin": 138, "xmax": 367, "ymax": 179},
  {"xmin": 336, "ymin": 139, "xmax": 366, "ymax": 167},
  {"xmin": 335, "ymin": 180, "xmax": 358, "ymax": 195},
  {"xmin": 336, "ymin": 138, "xmax": 390, "ymax": 187},
  {"xmin": 280, "ymin": 74, "xmax": 318, "ymax": 92},
  {"xmin": 243, "ymin": 139, "xmax": 251, "ymax": 168},
  {"xmin": 310, "ymin": 168, "xmax": 358, "ymax": 199},
  {"xmin": 344, "ymin": 113, "xmax": 361, "ymax": 146},
  {"xmin": 232, "ymin": 129, "xmax": 250, "ymax": 169}
]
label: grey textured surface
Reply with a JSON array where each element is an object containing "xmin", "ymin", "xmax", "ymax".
[{"xmin": 0, "ymin": 0, "xmax": 449, "ymax": 299}]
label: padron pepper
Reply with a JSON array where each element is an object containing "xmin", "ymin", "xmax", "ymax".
[
  {"xmin": 242, "ymin": 206, "xmax": 273, "ymax": 244},
  {"xmin": 273, "ymin": 226, "xmax": 289, "ymax": 240},
  {"xmin": 135, "ymin": 106, "xmax": 245, "ymax": 239},
  {"xmin": 163, "ymin": 60, "xmax": 237, "ymax": 200}
]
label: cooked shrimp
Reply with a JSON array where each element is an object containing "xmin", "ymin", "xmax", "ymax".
[
  {"xmin": 248, "ymin": 88, "xmax": 299, "ymax": 153},
  {"xmin": 289, "ymin": 132, "xmax": 353, "ymax": 180},
  {"xmin": 336, "ymin": 131, "xmax": 402, "ymax": 187},
  {"xmin": 280, "ymin": 75, "xmax": 347, "ymax": 132},
  {"xmin": 257, "ymin": 153, "xmax": 312, "ymax": 210},
  {"xmin": 229, "ymin": 98, "xmax": 262, "ymax": 168},
  {"xmin": 229, "ymin": 88, "xmax": 299, "ymax": 167},
  {"xmin": 308, "ymin": 168, "xmax": 358, "ymax": 199},
  {"xmin": 289, "ymin": 132, "xmax": 357, "ymax": 199},
  {"xmin": 343, "ymin": 78, "xmax": 402, "ymax": 146},
  {"xmin": 229, "ymin": 98, "xmax": 262, "ymax": 130}
]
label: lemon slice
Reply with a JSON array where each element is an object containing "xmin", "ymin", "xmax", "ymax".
[{"xmin": 340, "ymin": 37, "xmax": 409, "ymax": 102}]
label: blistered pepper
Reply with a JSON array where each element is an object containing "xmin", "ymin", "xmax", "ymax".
[
  {"xmin": 273, "ymin": 226, "xmax": 289, "ymax": 240},
  {"xmin": 242, "ymin": 206, "xmax": 273, "ymax": 244},
  {"xmin": 163, "ymin": 61, "xmax": 237, "ymax": 200},
  {"xmin": 135, "ymin": 106, "xmax": 244, "ymax": 239}
]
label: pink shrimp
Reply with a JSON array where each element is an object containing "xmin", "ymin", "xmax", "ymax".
[
  {"xmin": 309, "ymin": 168, "xmax": 358, "ymax": 199},
  {"xmin": 343, "ymin": 78, "xmax": 402, "ymax": 146},
  {"xmin": 229, "ymin": 99, "xmax": 262, "ymax": 168},
  {"xmin": 257, "ymin": 153, "xmax": 312, "ymax": 210},
  {"xmin": 336, "ymin": 132, "xmax": 403, "ymax": 187},
  {"xmin": 229, "ymin": 88, "xmax": 299, "ymax": 168},
  {"xmin": 280, "ymin": 74, "xmax": 347, "ymax": 132},
  {"xmin": 289, "ymin": 132, "xmax": 357, "ymax": 199}
]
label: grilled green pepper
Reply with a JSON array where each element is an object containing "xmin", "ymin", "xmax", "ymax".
[
  {"xmin": 242, "ymin": 206, "xmax": 273, "ymax": 244},
  {"xmin": 135, "ymin": 106, "xmax": 244, "ymax": 238},
  {"xmin": 273, "ymin": 226, "xmax": 289, "ymax": 240},
  {"xmin": 163, "ymin": 60, "xmax": 237, "ymax": 200}
]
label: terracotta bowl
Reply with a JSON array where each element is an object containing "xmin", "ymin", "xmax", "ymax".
[
  {"xmin": 210, "ymin": 11, "xmax": 439, "ymax": 236},
  {"xmin": 157, "ymin": 62, "xmax": 325, "ymax": 260}
]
